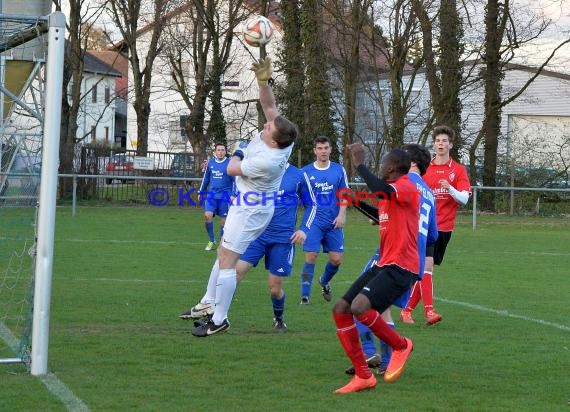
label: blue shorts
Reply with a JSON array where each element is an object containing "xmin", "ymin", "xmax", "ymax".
[
  {"xmin": 240, "ymin": 238, "xmax": 295, "ymax": 276},
  {"xmin": 303, "ymin": 224, "xmax": 344, "ymax": 253},
  {"xmin": 203, "ymin": 197, "xmax": 230, "ymax": 217}
]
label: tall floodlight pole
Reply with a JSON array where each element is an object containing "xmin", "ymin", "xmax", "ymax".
[{"xmin": 31, "ymin": 11, "xmax": 66, "ymax": 376}]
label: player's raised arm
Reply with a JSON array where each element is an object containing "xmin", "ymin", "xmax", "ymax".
[
  {"xmin": 250, "ymin": 57, "xmax": 279, "ymax": 122},
  {"xmin": 347, "ymin": 143, "xmax": 395, "ymax": 196}
]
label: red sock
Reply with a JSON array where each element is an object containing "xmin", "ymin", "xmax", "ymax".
[
  {"xmin": 356, "ymin": 309, "xmax": 406, "ymax": 350},
  {"xmin": 405, "ymin": 280, "xmax": 422, "ymax": 311},
  {"xmin": 420, "ymin": 272, "xmax": 434, "ymax": 313},
  {"xmin": 333, "ymin": 313, "xmax": 372, "ymax": 378}
]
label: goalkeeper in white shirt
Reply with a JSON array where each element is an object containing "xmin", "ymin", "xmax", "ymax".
[{"xmin": 184, "ymin": 57, "xmax": 299, "ymax": 337}]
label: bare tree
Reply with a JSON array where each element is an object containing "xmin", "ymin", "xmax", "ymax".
[
  {"xmin": 106, "ymin": 0, "xmax": 173, "ymax": 155},
  {"xmin": 323, "ymin": 0, "xmax": 424, "ymax": 174},
  {"xmin": 82, "ymin": 23, "xmax": 110, "ymax": 50},
  {"xmin": 375, "ymin": 0, "xmax": 423, "ymax": 150},
  {"xmin": 467, "ymin": 0, "xmax": 570, "ymax": 209},
  {"xmin": 276, "ymin": 0, "xmax": 305, "ymax": 167},
  {"xmin": 160, "ymin": 0, "xmax": 247, "ymax": 171},
  {"xmin": 509, "ymin": 119, "xmax": 570, "ymax": 187},
  {"xmin": 302, "ymin": 0, "xmax": 337, "ymax": 162},
  {"xmin": 323, "ymin": 0, "xmax": 376, "ymax": 171},
  {"xmin": 53, "ymin": 0, "xmax": 109, "ymax": 197},
  {"xmin": 411, "ymin": 0, "xmax": 465, "ymax": 158}
]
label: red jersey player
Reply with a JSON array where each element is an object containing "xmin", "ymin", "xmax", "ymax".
[
  {"xmin": 331, "ymin": 145, "xmax": 419, "ymax": 394},
  {"xmin": 401, "ymin": 125, "xmax": 471, "ymax": 325}
]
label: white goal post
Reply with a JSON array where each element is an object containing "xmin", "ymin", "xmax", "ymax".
[
  {"xmin": 30, "ymin": 11, "xmax": 65, "ymax": 376},
  {"xmin": 0, "ymin": 11, "xmax": 65, "ymax": 376}
]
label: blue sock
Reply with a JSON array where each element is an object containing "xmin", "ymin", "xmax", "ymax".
[
  {"xmin": 300, "ymin": 262, "xmax": 315, "ymax": 298},
  {"xmin": 205, "ymin": 221, "xmax": 215, "ymax": 242},
  {"xmin": 219, "ymin": 225, "xmax": 224, "ymax": 241},
  {"xmin": 379, "ymin": 323, "xmax": 395, "ymax": 366},
  {"xmin": 319, "ymin": 261, "xmax": 339, "ymax": 285},
  {"xmin": 272, "ymin": 293, "xmax": 285, "ymax": 320},
  {"xmin": 357, "ymin": 323, "xmax": 377, "ymax": 357}
]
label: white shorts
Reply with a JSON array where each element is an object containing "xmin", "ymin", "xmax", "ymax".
[{"xmin": 221, "ymin": 204, "xmax": 274, "ymax": 254}]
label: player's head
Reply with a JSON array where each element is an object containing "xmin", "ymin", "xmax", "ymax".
[
  {"xmin": 268, "ymin": 116, "xmax": 299, "ymax": 149},
  {"xmin": 313, "ymin": 136, "xmax": 332, "ymax": 162},
  {"xmin": 401, "ymin": 144, "xmax": 431, "ymax": 175},
  {"xmin": 432, "ymin": 125, "xmax": 454, "ymax": 156},
  {"xmin": 213, "ymin": 143, "xmax": 227, "ymax": 160},
  {"xmin": 380, "ymin": 148, "xmax": 411, "ymax": 181},
  {"xmin": 432, "ymin": 125, "xmax": 455, "ymax": 143}
]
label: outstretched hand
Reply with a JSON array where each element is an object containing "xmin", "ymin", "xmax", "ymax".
[
  {"xmin": 250, "ymin": 57, "xmax": 273, "ymax": 85},
  {"xmin": 347, "ymin": 143, "xmax": 365, "ymax": 167}
]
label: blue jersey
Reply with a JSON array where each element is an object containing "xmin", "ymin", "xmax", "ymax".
[
  {"xmin": 258, "ymin": 164, "xmax": 317, "ymax": 243},
  {"xmin": 409, "ymin": 172, "xmax": 438, "ymax": 277},
  {"xmin": 302, "ymin": 161, "xmax": 348, "ymax": 228},
  {"xmin": 199, "ymin": 157, "xmax": 235, "ymax": 199}
]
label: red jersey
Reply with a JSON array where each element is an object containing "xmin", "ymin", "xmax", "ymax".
[
  {"xmin": 376, "ymin": 174, "xmax": 420, "ymax": 275},
  {"xmin": 424, "ymin": 158, "xmax": 471, "ymax": 231}
]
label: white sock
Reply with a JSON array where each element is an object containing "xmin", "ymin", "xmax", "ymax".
[
  {"xmin": 212, "ymin": 268, "xmax": 237, "ymax": 325},
  {"xmin": 201, "ymin": 259, "xmax": 219, "ymax": 304}
]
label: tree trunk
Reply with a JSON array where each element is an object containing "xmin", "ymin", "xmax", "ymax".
[
  {"xmin": 439, "ymin": 0, "xmax": 464, "ymax": 158},
  {"xmin": 480, "ymin": 0, "xmax": 504, "ymax": 210},
  {"xmin": 279, "ymin": 0, "xmax": 306, "ymax": 167},
  {"xmin": 302, "ymin": 0, "xmax": 337, "ymax": 162}
]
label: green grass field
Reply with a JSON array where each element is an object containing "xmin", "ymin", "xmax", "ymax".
[{"xmin": 1, "ymin": 206, "xmax": 569, "ymax": 411}]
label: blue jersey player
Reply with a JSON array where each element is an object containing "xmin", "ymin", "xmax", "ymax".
[
  {"xmin": 235, "ymin": 163, "xmax": 316, "ymax": 330},
  {"xmin": 199, "ymin": 143, "xmax": 235, "ymax": 251},
  {"xmin": 345, "ymin": 144, "xmax": 438, "ymax": 376},
  {"xmin": 300, "ymin": 136, "xmax": 349, "ymax": 304}
]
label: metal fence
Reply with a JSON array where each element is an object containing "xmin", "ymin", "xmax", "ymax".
[
  {"xmin": 52, "ymin": 174, "xmax": 570, "ymax": 228},
  {"xmin": 470, "ymin": 185, "xmax": 570, "ymax": 229},
  {"xmin": 57, "ymin": 174, "xmax": 202, "ymax": 216}
]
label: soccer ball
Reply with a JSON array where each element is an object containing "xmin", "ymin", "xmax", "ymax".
[{"xmin": 243, "ymin": 15, "xmax": 274, "ymax": 47}]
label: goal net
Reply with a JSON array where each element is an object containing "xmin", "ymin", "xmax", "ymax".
[{"xmin": 0, "ymin": 11, "xmax": 65, "ymax": 375}]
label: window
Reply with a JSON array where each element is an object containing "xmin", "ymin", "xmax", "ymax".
[
  {"xmin": 180, "ymin": 115, "xmax": 189, "ymax": 139},
  {"xmin": 92, "ymin": 84, "xmax": 98, "ymax": 103},
  {"xmin": 91, "ymin": 125, "xmax": 96, "ymax": 142},
  {"xmin": 223, "ymin": 80, "xmax": 240, "ymax": 88},
  {"xmin": 205, "ymin": 64, "xmax": 214, "ymax": 80},
  {"xmin": 104, "ymin": 86, "xmax": 110, "ymax": 104}
]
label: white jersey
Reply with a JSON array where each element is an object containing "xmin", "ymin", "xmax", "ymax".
[{"xmin": 236, "ymin": 131, "xmax": 293, "ymax": 207}]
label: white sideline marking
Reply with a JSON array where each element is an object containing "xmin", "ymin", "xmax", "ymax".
[
  {"xmin": 0, "ymin": 321, "xmax": 19, "ymax": 353},
  {"xmin": 0, "ymin": 322, "xmax": 90, "ymax": 411},
  {"xmin": 436, "ymin": 297, "xmax": 570, "ymax": 332},
  {"xmin": 39, "ymin": 374, "xmax": 90, "ymax": 411}
]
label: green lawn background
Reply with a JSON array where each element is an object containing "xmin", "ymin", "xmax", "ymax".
[{"xmin": 1, "ymin": 207, "xmax": 569, "ymax": 411}]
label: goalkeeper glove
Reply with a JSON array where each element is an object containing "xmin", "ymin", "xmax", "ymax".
[
  {"xmin": 232, "ymin": 140, "xmax": 249, "ymax": 160},
  {"xmin": 250, "ymin": 57, "xmax": 273, "ymax": 86}
]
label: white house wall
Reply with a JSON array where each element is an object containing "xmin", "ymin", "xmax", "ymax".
[
  {"xmin": 76, "ymin": 75, "xmax": 116, "ymax": 145},
  {"xmin": 510, "ymin": 115, "xmax": 570, "ymax": 170},
  {"xmin": 399, "ymin": 65, "xmax": 570, "ymax": 165}
]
